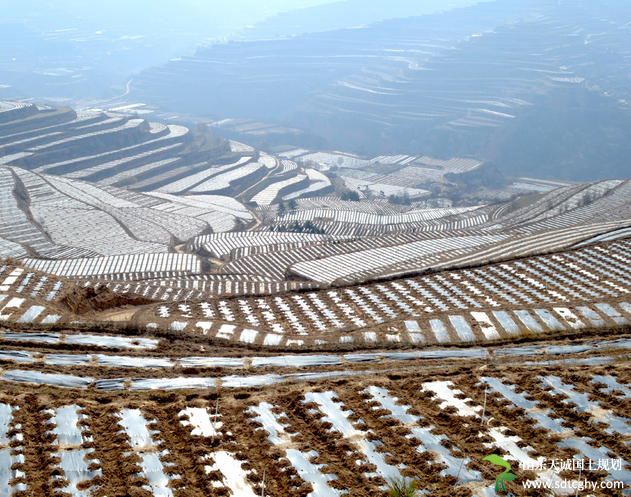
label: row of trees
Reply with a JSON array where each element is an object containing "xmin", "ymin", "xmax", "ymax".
[
  {"xmin": 388, "ymin": 192, "xmax": 411, "ymax": 205},
  {"xmin": 277, "ymin": 199, "xmax": 297, "ymax": 215},
  {"xmin": 271, "ymin": 220, "xmax": 325, "ymax": 234}
]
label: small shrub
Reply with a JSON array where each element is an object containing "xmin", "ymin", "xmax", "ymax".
[
  {"xmin": 341, "ymin": 190, "xmax": 360, "ymax": 201},
  {"xmin": 387, "ymin": 477, "xmax": 422, "ymax": 497},
  {"xmin": 274, "ymin": 220, "xmax": 325, "ymax": 234},
  {"xmin": 388, "ymin": 192, "xmax": 411, "ymax": 205}
]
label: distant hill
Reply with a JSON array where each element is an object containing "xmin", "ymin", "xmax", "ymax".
[
  {"xmin": 0, "ymin": 0, "xmax": 355, "ymax": 99},
  {"xmin": 127, "ymin": 0, "xmax": 631, "ymax": 182},
  {"xmin": 231, "ymin": 0, "xmax": 486, "ymax": 40}
]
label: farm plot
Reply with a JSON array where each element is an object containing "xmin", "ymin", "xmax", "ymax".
[
  {"xmin": 142, "ymin": 290, "xmax": 623, "ymax": 347},
  {"xmin": 262, "ymin": 204, "xmax": 486, "ymax": 237},
  {"xmin": 258, "ymin": 153, "xmax": 278, "ymax": 170},
  {"xmin": 279, "ymin": 160, "xmax": 297, "ymax": 173},
  {"xmin": 27, "ymin": 118, "xmax": 145, "ymax": 153},
  {"xmin": 216, "ymin": 227, "xmax": 496, "ymax": 283},
  {"xmin": 229, "ymin": 140, "xmax": 255, "ymax": 152},
  {"xmin": 415, "ymin": 156, "xmax": 482, "ymax": 173},
  {"xmin": 276, "ymin": 148, "xmax": 310, "ymax": 160},
  {"xmin": 128, "ymin": 161, "xmax": 212, "ymax": 191},
  {"xmin": 0, "ymin": 360, "xmax": 628, "ymax": 496},
  {"xmin": 0, "ymin": 100, "xmax": 31, "ymax": 114},
  {"xmin": 97, "ymin": 156, "xmax": 182, "ymax": 187},
  {"xmin": 289, "ymin": 233, "xmax": 509, "ymax": 284},
  {"xmin": 189, "ymin": 161, "xmax": 265, "ymax": 195},
  {"xmin": 274, "ymin": 205, "xmax": 481, "ymax": 227},
  {"xmin": 341, "ymin": 175, "xmax": 429, "ymax": 198},
  {"xmin": 145, "ymin": 237, "xmax": 631, "ymax": 346},
  {"xmin": 140, "ymin": 193, "xmax": 252, "ymax": 234},
  {"xmin": 284, "ymin": 197, "xmax": 414, "ymax": 216},
  {"xmin": 0, "ymin": 168, "xmax": 90, "ymax": 259},
  {"xmin": 104, "ymin": 203, "xmax": 208, "ymax": 243},
  {"xmin": 217, "ymin": 233, "xmax": 429, "ymax": 280},
  {"xmin": 192, "ymin": 232, "xmax": 341, "ymax": 260},
  {"xmin": 336, "ymin": 168, "xmax": 377, "ymax": 181},
  {"xmin": 519, "ymin": 180, "xmax": 623, "ymax": 224},
  {"xmin": 369, "ymin": 166, "xmax": 445, "ymax": 187},
  {"xmin": 63, "ymin": 144, "xmax": 184, "ymax": 182},
  {"xmin": 288, "ymin": 150, "xmax": 369, "ymax": 169},
  {"xmin": 0, "ymin": 152, "xmax": 34, "ymax": 165},
  {"xmin": 155, "ymin": 157, "xmax": 251, "ymax": 194},
  {"xmin": 23, "ymin": 253, "xmax": 200, "ymax": 279},
  {"xmin": 76, "ymin": 275, "xmax": 318, "ymax": 305},
  {"xmin": 148, "ymin": 192, "xmax": 252, "ymax": 219},
  {"xmin": 1, "ymin": 165, "xmax": 255, "ymax": 258},
  {"xmin": 282, "ymin": 181, "xmax": 332, "ymax": 201},
  {"xmin": 250, "ymin": 174, "xmax": 308, "ymax": 206},
  {"xmin": 442, "ymin": 221, "xmax": 631, "ymax": 272},
  {"xmin": 33, "ymin": 124, "xmax": 188, "ymax": 176},
  {"xmin": 331, "ymin": 154, "xmax": 482, "ymax": 192},
  {"xmin": 0, "ymin": 105, "xmax": 261, "ymax": 217},
  {"xmin": 369, "ymin": 154, "xmax": 416, "ymax": 166},
  {"xmin": 34, "ymin": 202, "xmax": 167, "ymax": 256},
  {"xmin": 479, "ymin": 183, "xmax": 594, "ymax": 229},
  {"xmin": 0, "ymin": 237, "xmax": 26, "ymax": 259},
  {"xmin": 577, "ymin": 227, "xmax": 631, "ymax": 247},
  {"xmin": 495, "ymin": 180, "xmax": 631, "ymax": 235},
  {"xmin": 282, "ymin": 169, "xmax": 332, "ymax": 201},
  {"xmin": 11, "ymin": 169, "xmax": 170, "ymax": 255}
]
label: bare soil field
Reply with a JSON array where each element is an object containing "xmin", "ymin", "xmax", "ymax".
[{"xmin": 0, "ymin": 325, "xmax": 629, "ymax": 496}]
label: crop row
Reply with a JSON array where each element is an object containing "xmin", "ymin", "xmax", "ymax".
[
  {"xmin": 251, "ymin": 174, "xmax": 308, "ymax": 206},
  {"xmin": 3, "ymin": 165, "xmax": 254, "ymax": 259},
  {"xmin": 33, "ymin": 124, "xmax": 186, "ymax": 176},
  {"xmin": 147, "ymin": 239, "xmax": 631, "ymax": 342},
  {"xmin": 145, "ymin": 299, "xmax": 631, "ymax": 348},
  {"xmin": 155, "ymin": 157, "xmax": 251, "ymax": 194},
  {"xmin": 0, "ymin": 168, "xmax": 92, "ymax": 259},
  {"xmin": 0, "ymin": 368, "xmax": 628, "ymax": 495},
  {"xmin": 22, "ymin": 253, "xmax": 199, "ymax": 279}
]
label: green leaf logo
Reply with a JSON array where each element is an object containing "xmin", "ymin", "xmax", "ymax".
[{"xmin": 483, "ymin": 454, "xmax": 517, "ymax": 493}]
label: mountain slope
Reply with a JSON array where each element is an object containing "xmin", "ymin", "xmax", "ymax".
[{"xmin": 127, "ymin": 0, "xmax": 631, "ymax": 182}]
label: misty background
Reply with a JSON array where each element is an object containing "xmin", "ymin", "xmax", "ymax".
[
  {"xmin": 0, "ymin": 0, "xmax": 480, "ymax": 97},
  {"xmin": 1, "ymin": 0, "xmax": 631, "ymax": 182}
]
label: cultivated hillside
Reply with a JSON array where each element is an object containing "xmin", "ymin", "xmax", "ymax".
[{"xmin": 127, "ymin": 0, "xmax": 631, "ymax": 181}]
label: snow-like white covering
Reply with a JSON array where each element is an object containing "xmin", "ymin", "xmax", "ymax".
[
  {"xmin": 423, "ymin": 381, "xmax": 481, "ymax": 417},
  {"xmin": 180, "ymin": 407, "xmax": 222, "ymax": 437},
  {"xmin": 206, "ymin": 451, "xmax": 258, "ymax": 496}
]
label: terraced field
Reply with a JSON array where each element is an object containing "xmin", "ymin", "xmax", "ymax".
[
  {"xmin": 1, "ymin": 230, "xmax": 631, "ymax": 352},
  {"xmin": 128, "ymin": 238, "xmax": 631, "ymax": 347},
  {"xmin": 2, "ymin": 102, "xmax": 629, "ymax": 306},
  {"xmin": 1, "ymin": 99, "xmax": 631, "ymax": 496},
  {"xmin": 0, "ymin": 331, "xmax": 629, "ymax": 496},
  {"xmin": 2, "ymin": 101, "xmax": 631, "ymax": 310},
  {"xmin": 125, "ymin": 0, "xmax": 631, "ymax": 177}
]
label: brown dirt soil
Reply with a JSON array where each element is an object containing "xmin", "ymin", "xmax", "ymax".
[
  {"xmin": 60, "ymin": 284, "xmax": 155, "ymax": 315},
  {"xmin": 0, "ymin": 360, "xmax": 629, "ymax": 496}
]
